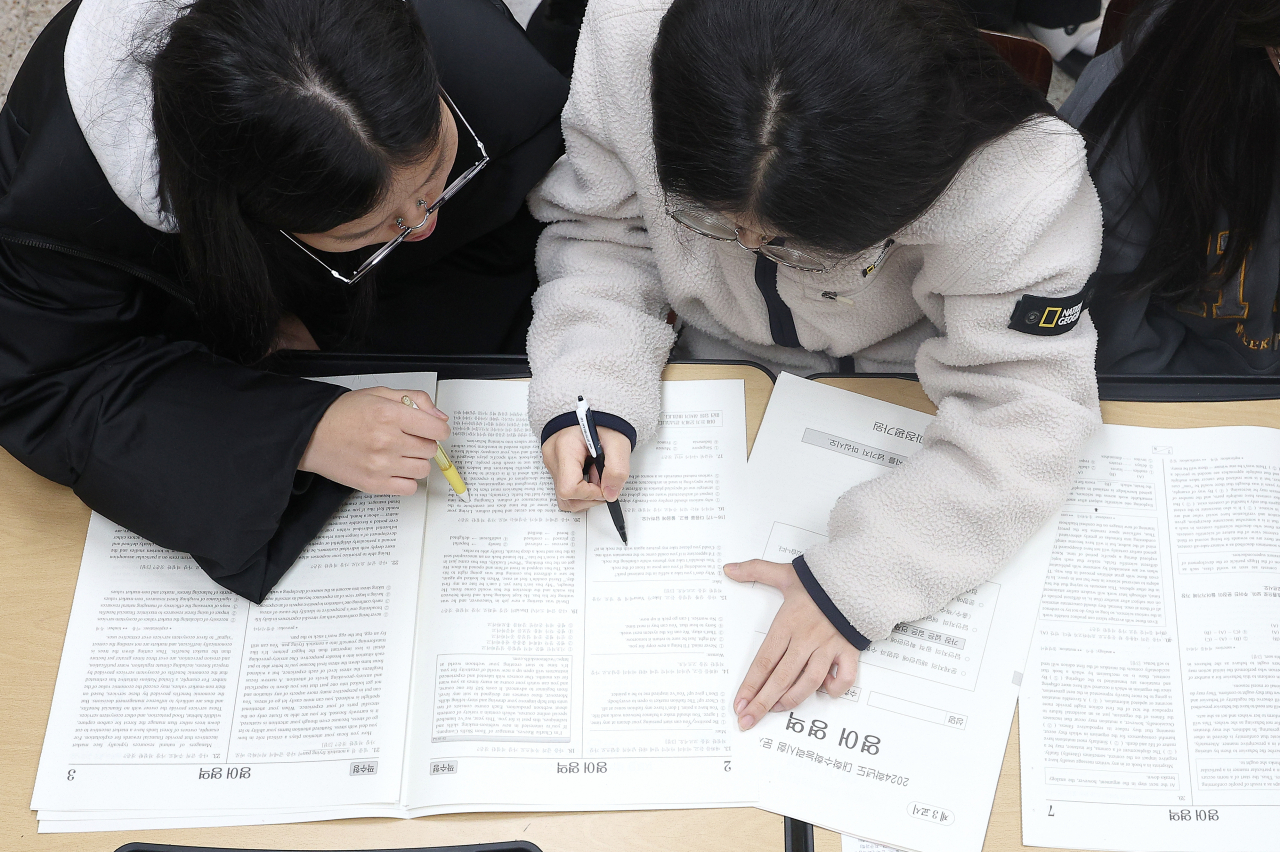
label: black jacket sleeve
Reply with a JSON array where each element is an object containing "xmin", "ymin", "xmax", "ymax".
[{"xmin": 0, "ymin": 237, "xmax": 351, "ymax": 602}]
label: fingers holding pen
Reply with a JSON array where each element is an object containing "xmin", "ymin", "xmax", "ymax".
[
  {"xmin": 545, "ymin": 426, "xmax": 606, "ymax": 511},
  {"xmin": 542, "ymin": 424, "xmax": 635, "ymax": 512},
  {"xmin": 367, "ymin": 387, "xmax": 451, "ymax": 443},
  {"xmin": 596, "ymin": 427, "xmax": 632, "ymax": 501},
  {"xmin": 300, "ymin": 387, "xmax": 452, "ymax": 494},
  {"xmin": 370, "ymin": 387, "xmax": 447, "ymax": 420}
]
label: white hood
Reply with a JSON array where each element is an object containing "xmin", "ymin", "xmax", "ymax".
[{"xmin": 64, "ymin": 0, "xmax": 184, "ymax": 232}]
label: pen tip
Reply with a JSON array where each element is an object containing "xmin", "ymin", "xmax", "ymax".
[
  {"xmin": 458, "ymin": 490, "xmax": 471, "ymax": 503},
  {"xmin": 620, "ymin": 533, "xmax": 628, "ymax": 545}
]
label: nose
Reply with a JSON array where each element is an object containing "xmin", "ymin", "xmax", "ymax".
[{"xmin": 735, "ymin": 229, "xmax": 770, "ymax": 250}]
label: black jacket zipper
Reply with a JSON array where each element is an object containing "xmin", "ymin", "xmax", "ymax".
[{"xmin": 0, "ymin": 226, "xmax": 193, "ymax": 307}]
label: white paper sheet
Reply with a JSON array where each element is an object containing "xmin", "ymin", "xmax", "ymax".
[
  {"xmin": 30, "ymin": 374, "xmax": 435, "ymax": 816},
  {"xmin": 734, "ymin": 373, "xmax": 1055, "ymax": 852},
  {"xmin": 402, "ymin": 379, "xmax": 753, "ymax": 810},
  {"xmin": 841, "ymin": 837, "xmax": 898, "ymax": 852},
  {"xmin": 1020, "ymin": 424, "xmax": 1280, "ymax": 852}
]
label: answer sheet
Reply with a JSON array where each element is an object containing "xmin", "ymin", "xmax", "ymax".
[
  {"xmin": 734, "ymin": 373, "xmax": 1056, "ymax": 852},
  {"xmin": 1020, "ymin": 424, "xmax": 1280, "ymax": 852},
  {"xmin": 31, "ymin": 374, "xmax": 435, "ymax": 816},
  {"xmin": 401, "ymin": 378, "xmax": 753, "ymax": 813}
]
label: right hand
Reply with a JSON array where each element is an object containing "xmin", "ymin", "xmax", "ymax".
[
  {"xmin": 542, "ymin": 425, "xmax": 632, "ymax": 512},
  {"xmin": 299, "ymin": 387, "xmax": 450, "ymax": 495}
]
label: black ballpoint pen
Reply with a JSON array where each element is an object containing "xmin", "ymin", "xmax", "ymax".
[{"xmin": 576, "ymin": 395, "xmax": 628, "ymax": 545}]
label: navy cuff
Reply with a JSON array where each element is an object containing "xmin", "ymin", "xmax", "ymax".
[
  {"xmin": 793, "ymin": 555, "xmax": 872, "ymax": 651},
  {"xmin": 541, "ymin": 410, "xmax": 638, "ymax": 449}
]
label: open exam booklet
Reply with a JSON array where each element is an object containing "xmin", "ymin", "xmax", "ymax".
[
  {"xmin": 33, "ymin": 375, "xmax": 754, "ymax": 830},
  {"xmin": 1019, "ymin": 423, "xmax": 1280, "ymax": 852},
  {"xmin": 33, "ymin": 372, "xmax": 1057, "ymax": 852}
]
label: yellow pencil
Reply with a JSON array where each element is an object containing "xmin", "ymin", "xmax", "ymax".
[{"xmin": 402, "ymin": 395, "xmax": 470, "ymax": 502}]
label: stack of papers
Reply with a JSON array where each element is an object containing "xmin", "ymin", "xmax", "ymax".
[{"xmin": 31, "ymin": 372, "xmax": 1057, "ymax": 852}]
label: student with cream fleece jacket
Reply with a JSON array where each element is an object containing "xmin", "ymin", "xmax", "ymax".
[{"xmin": 527, "ymin": 0, "xmax": 1103, "ymax": 727}]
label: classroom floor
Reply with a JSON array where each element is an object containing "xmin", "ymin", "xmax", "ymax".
[
  {"xmin": 1, "ymin": 0, "xmax": 66, "ymax": 106},
  {"xmin": 0, "ymin": 0, "xmax": 1076, "ymax": 113}
]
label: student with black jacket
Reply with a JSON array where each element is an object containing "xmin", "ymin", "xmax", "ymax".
[
  {"xmin": 0, "ymin": 0, "xmax": 567, "ymax": 601},
  {"xmin": 1061, "ymin": 0, "xmax": 1280, "ymax": 373}
]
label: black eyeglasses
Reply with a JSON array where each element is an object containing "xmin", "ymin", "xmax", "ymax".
[{"xmin": 281, "ymin": 88, "xmax": 489, "ymax": 286}]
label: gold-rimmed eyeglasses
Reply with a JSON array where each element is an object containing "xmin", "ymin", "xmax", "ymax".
[{"xmin": 281, "ymin": 88, "xmax": 489, "ymax": 287}]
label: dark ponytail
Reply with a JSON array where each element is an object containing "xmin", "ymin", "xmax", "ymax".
[
  {"xmin": 650, "ymin": 0, "xmax": 1052, "ymax": 255},
  {"xmin": 1079, "ymin": 0, "xmax": 1280, "ymax": 301},
  {"xmin": 151, "ymin": 0, "xmax": 443, "ymax": 361}
]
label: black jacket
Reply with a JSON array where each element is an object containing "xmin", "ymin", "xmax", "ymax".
[
  {"xmin": 0, "ymin": 0, "xmax": 568, "ymax": 601},
  {"xmin": 1061, "ymin": 45, "xmax": 1280, "ymax": 374}
]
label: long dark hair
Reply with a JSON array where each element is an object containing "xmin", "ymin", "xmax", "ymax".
[
  {"xmin": 152, "ymin": 0, "xmax": 443, "ymax": 361},
  {"xmin": 650, "ymin": 0, "xmax": 1053, "ymax": 256},
  {"xmin": 1079, "ymin": 0, "xmax": 1280, "ymax": 301}
]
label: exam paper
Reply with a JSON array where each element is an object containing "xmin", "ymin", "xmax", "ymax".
[
  {"xmin": 734, "ymin": 373, "xmax": 1055, "ymax": 852},
  {"xmin": 1020, "ymin": 424, "xmax": 1280, "ymax": 852},
  {"xmin": 30, "ymin": 374, "xmax": 434, "ymax": 816},
  {"xmin": 401, "ymin": 379, "xmax": 753, "ymax": 811},
  {"xmin": 841, "ymin": 838, "xmax": 897, "ymax": 852},
  {"xmin": 31, "ymin": 374, "xmax": 759, "ymax": 831}
]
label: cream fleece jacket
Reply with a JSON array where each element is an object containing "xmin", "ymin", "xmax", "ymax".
[{"xmin": 527, "ymin": 0, "xmax": 1103, "ymax": 644}]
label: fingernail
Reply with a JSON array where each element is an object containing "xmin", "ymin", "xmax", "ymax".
[
  {"xmin": 604, "ymin": 486, "xmax": 619, "ymax": 500},
  {"xmin": 725, "ymin": 563, "xmax": 739, "ymax": 573},
  {"xmin": 738, "ymin": 715, "xmax": 755, "ymax": 731},
  {"xmin": 734, "ymin": 698, "xmax": 747, "ymax": 714},
  {"xmin": 771, "ymin": 702, "xmax": 783, "ymax": 712}
]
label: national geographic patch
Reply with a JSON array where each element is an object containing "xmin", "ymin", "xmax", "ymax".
[{"xmin": 1008, "ymin": 289, "xmax": 1089, "ymax": 336}]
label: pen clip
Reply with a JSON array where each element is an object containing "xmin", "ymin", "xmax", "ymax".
[{"xmin": 576, "ymin": 395, "xmax": 599, "ymax": 458}]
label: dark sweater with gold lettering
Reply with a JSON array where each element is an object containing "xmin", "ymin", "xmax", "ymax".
[{"xmin": 1062, "ymin": 47, "xmax": 1280, "ymax": 374}]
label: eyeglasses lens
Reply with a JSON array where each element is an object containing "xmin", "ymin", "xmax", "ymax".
[
  {"xmin": 671, "ymin": 209, "xmax": 739, "ymax": 240},
  {"xmin": 760, "ymin": 245, "xmax": 828, "ymax": 272},
  {"xmin": 670, "ymin": 207, "xmax": 830, "ymax": 272}
]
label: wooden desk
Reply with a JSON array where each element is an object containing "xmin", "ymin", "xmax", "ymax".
[
  {"xmin": 5, "ymin": 367, "xmax": 1272, "ymax": 852},
  {"xmin": 0, "ymin": 364, "xmax": 784, "ymax": 852}
]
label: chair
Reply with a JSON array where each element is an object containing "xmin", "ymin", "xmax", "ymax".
[
  {"xmin": 1096, "ymin": 0, "xmax": 1142, "ymax": 56},
  {"xmin": 980, "ymin": 29, "xmax": 1054, "ymax": 96}
]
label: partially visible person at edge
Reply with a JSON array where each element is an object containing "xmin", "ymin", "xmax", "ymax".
[
  {"xmin": 1060, "ymin": 0, "xmax": 1280, "ymax": 373},
  {"xmin": 0, "ymin": 0, "xmax": 567, "ymax": 600},
  {"xmin": 525, "ymin": 0, "xmax": 1103, "ymax": 731}
]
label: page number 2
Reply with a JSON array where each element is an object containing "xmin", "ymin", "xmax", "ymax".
[{"xmin": 723, "ymin": 761, "xmax": 732, "ymax": 772}]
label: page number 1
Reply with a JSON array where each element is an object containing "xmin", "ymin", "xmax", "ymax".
[{"xmin": 1048, "ymin": 805, "xmax": 1054, "ymax": 817}]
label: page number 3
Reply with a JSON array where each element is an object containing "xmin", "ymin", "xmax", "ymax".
[{"xmin": 66, "ymin": 768, "xmax": 76, "ymax": 781}]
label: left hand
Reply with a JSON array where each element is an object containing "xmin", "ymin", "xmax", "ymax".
[{"xmin": 724, "ymin": 560, "xmax": 860, "ymax": 731}]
